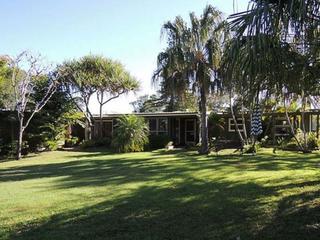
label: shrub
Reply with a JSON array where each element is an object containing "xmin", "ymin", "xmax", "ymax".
[
  {"xmin": 45, "ymin": 140, "xmax": 59, "ymax": 151},
  {"xmin": 64, "ymin": 136, "xmax": 79, "ymax": 148},
  {"xmin": 111, "ymin": 115, "xmax": 149, "ymax": 153},
  {"xmin": 94, "ymin": 137, "xmax": 112, "ymax": 147},
  {"xmin": 243, "ymin": 142, "xmax": 261, "ymax": 154},
  {"xmin": 148, "ymin": 134, "xmax": 171, "ymax": 150},
  {"xmin": 80, "ymin": 139, "xmax": 97, "ymax": 149},
  {"xmin": 279, "ymin": 129, "xmax": 320, "ymax": 151},
  {"xmin": 307, "ymin": 132, "xmax": 319, "ymax": 150}
]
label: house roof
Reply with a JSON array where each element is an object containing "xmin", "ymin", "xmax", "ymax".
[{"xmin": 93, "ymin": 111, "xmax": 200, "ymax": 118}]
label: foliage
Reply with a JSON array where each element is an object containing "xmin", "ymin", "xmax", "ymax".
[
  {"xmin": 131, "ymin": 94, "xmax": 166, "ymax": 113},
  {"xmin": 208, "ymin": 113, "xmax": 225, "ymax": 138},
  {"xmin": 29, "ymin": 80, "xmax": 83, "ymax": 152},
  {"xmin": 45, "ymin": 140, "xmax": 60, "ymax": 151},
  {"xmin": 0, "ymin": 57, "xmax": 15, "ymax": 109},
  {"xmin": 57, "ymin": 55, "xmax": 139, "ymax": 140},
  {"xmin": 243, "ymin": 143, "xmax": 261, "ymax": 154},
  {"xmin": 148, "ymin": 134, "xmax": 171, "ymax": 150},
  {"xmin": 5, "ymin": 52, "xmax": 58, "ymax": 159},
  {"xmin": 111, "ymin": 115, "xmax": 149, "ymax": 153},
  {"xmin": 64, "ymin": 137, "xmax": 79, "ymax": 148},
  {"xmin": 279, "ymin": 129, "xmax": 320, "ymax": 151},
  {"xmin": 80, "ymin": 139, "xmax": 97, "ymax": 149},
  {"xmin": 153, "ymin": 5, "xmax": 227, "ymax": 154},
  {"xmin": 131, "ymin": 92, "xmax": 198, "ymax": 113}
]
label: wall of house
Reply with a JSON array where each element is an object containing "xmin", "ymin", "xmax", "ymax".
[{"xmin": 91, "ymin": 115, "xmax": 199, "ymax": 146}]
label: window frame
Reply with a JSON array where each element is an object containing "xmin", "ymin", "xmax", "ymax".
[
  {"xmin": 228, "ymin": 118, "xmax": 244, "ymax": 132},
  {"xmin": 185, "ymin": 119, "xmax": 196, "ymax": 143},
  {"xmin": 148, "ymin": 117, "xmax": 168, "ymax": 135}
]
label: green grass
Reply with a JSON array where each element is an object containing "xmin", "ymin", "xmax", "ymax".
[{"xmin": 0, "ymin": 148, "xmax": 319, "ymax": 240}]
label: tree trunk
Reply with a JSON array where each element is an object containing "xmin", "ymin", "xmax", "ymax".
[
  {"xmin": 230, "ymin": 95, "xmax": 244, "ymax": 147},
  {"xmin": 301, "ymin": 94, "xmax": 308, "ymax": 151},
  {"xmin": 199, "ymin": 86, "xmax": 209, "ymax": 154},
  {"xmin": 241, "ymin": 101, "xmax": 248, "ymax": 145},
  {"xmin": 99, "ymin": 103, "xmax": 103, "ymax": 139},
  {"xmin": 283, "ymin": 94, "xmax": 304, "ymax": 152},
  {"xmin": 85, "ymin": 119, "xmax": 92, "ymax": 140},
  {"xmin": 16, "ymin": 119, "xmax": 24, "ymax": 160}
]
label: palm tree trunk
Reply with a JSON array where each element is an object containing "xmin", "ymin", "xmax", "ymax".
[{"xmin": 199, "ymin": 86, "xmax": 209, "ymax": 154}]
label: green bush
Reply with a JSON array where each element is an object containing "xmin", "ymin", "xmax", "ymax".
[
  {"xmin": 45, "ymin": 140, "xmax": 59, "ymax": 151},
  {"xmin": 279, "ymin": 129, "xmax": 320, "ymax": 151},
  {"xmin": 148, "ymin": 134, "xmax": 171, "ymax": 150},
  {"xmin": 64, "ymin": 136, "xmax": 80, "ymax": 148},
  {"xmin": 80, "ymin": 139, "xmax": 97, "ymax": 149},
  {"xmin": 111, "ymin": 115, "xmax": 149, "ymax": 153},
  {"xmin": 94, "ymin": 137, "xmax": 112, "ymax": 147},
  {"xmin": 307, "ymin": 132, "xmax": 319, "ymax": 150},
  {"xmin": 1, "ymin": 140, "xmax": 29, "ymax": 157}
]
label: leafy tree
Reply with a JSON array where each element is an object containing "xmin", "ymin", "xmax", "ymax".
[
  {"xmin": 57, "ymin": 55, "xmax": 139, "ymax": 140},
  {"xmin": 131, "ymin": 92, "xmax": 197, "ymax": 113},
  {"xmin": 95, "ymin": 57, "xmax": 139, "ymax": 138},
  {"xmin": 0, "ymin": 56, "xmax": 15, "ymax": 109},
  {"xmin": 154, "ymin": 5, "xmax": 227, "ymax": 154},
  {"xmin": 7, "ymin": 52, "xmax": 58, "ymax": 159},
  {"xmin": 111, "ymin": 115, "xmax": 149, "ymax": 153},
  {"xmin": 225, "ymin": 0, "xmax": 320, "ymax": 152},
  {"xmin": 131, "ymin": 94, "xmax": 166, "ymax": 113},
  {"xmin": 57, "ymin": 55, "xmax": 100, "ymax": 140},
  {"xmin": 30, "ymin": 79, "xmax": 83, "ymax": 150}
]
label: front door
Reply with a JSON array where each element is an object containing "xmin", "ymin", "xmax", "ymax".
[{"xmin": 185, "ymin": 119, "xmax": 196, "ymax": 144}]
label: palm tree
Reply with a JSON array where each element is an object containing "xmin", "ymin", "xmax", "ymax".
[
  {"xmin": 111, "ymin": 115, "xmax": 149, "ymax": 153},
  {"xmin": 154, "ymin": 5, "xmax": 226, "ymax": 154},
  {"xmin": 227, "ymin": 0, "xmax": 320, "ymax": 152}
]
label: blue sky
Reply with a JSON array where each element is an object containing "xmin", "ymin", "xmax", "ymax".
[{"xmin": 0, "ymin": 0, "xmax": 249, "ymax": 113}]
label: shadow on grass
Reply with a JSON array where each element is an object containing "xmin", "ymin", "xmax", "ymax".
[
  {"xmin": 10, "ymin": 178, "xmax": 320, "ymax": 240},
  {"xmin": 1, "ymin": 150, "xmax": 320, "ymax": 239},
  {"xmin": 0, "ymin": 150, "xmax": 319, "ymax": 188}
]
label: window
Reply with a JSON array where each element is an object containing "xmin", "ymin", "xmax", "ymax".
[
  {"xmin": 185, "ymin": 119, "xmax": 196, "ymax": 143},
  {"xmin": 148, "ymin": 118, "xmax": 168, "ymax": 135},
  {"xmin": 158, "ymin": 118, "xmax": 168, "ymax": 135},
  {"xmin": 102, "ymin": 121, "xmax": 113, "ymax": 137},
  {"xmin": 94, "ymin": 120, "xmax": 113, "ymax": 138},
  {"xmin": 310, "ymin": 115, "xmax": 318, "ymax": 132},
  {"xmin": 149, "ymin": 118, "xmax": 157, "ymax": 134},
  {"xmin": 228, "ymin": 118, "xmax": 244, "ymax": 132}
]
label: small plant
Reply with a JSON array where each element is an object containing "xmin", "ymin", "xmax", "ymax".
[
  {"xmin": 243, "ymin": 142, "xmax": 261, "ymax": 154},
  {"xmin": 45, "ymin": 140, "xmax": 59, "ymax": 151},
  {"xmin": 64, "ymin": 136, "xmax": 79, "ymax": 148},
  {"xmin": 111, "ymin": 115, "xmax": 149, "ymax": 153},
  {"xmin": 80, "ymin": 139, "xmax": 97, "ymax": 149},
  {"xmin": 278, "ymin": 128, "xmax": 320, "ymax": 152}
]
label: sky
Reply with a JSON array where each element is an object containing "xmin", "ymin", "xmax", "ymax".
[{"xmin": 0, "ymin": 0, "xmax": 249, "ymax": 113}]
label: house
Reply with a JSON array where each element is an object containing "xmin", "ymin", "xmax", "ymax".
[
  {"xmin": 88, "ymin": 110, "xmax": 320, "ymax": 147},
  {"xmin": 209, "ymin": 111, "xmax": 320, "ymax": 144},
  {"xmin": 92, "ymin": 112, "xmax": 200, "ymax": 146}
]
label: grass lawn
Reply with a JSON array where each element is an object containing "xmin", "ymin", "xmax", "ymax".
[{"xmin": 0, "ymin": 148, "xmax": 319, "ymax": 240}]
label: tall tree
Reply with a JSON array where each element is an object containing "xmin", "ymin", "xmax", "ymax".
[
  {"xmin": 226, "ymin": 0, "xmax": 320, "ymax": 152},
  {"xmin": 7, "ymin": 52, "xmax": 57, "ymax": 159},
  {"xmin": 96, "ymin": 58, "xmax": 139, "ymax": 138},
  {"xmin": 57, "ymin": 55, "xmax": 139, "ymax": 140},
  {"xmin": 154, "ymin": 5, "xmax": 226, "ymax": 154}
]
